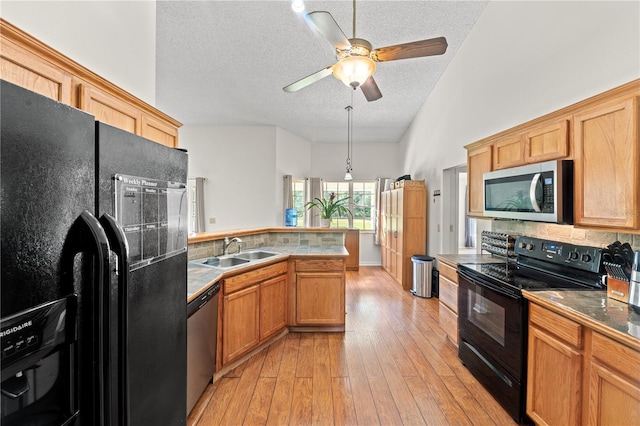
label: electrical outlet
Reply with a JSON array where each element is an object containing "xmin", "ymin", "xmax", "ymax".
[
  {"xmin": 437, "ymin": 224, "xmax": 440, "ymax": 232},
  {"xmin": 209, "ymin": 217, "xmax": 216, "ymax": 224}
]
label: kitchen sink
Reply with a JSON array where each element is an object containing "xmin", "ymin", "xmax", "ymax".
[
  {"xmin": 197, "ymin": 257, "xmax": 250, "ymax": 268},
  {"xmin": 235, "ymin": 250, "xmax": 277, "ymax": 260},
  {"xmin": 191, "ymin": 250, "xmax": 279, "ymax": 270}
]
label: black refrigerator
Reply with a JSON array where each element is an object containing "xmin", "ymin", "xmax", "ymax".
[{"xmin": 1, "ymin": 80, "xmax": 188, "ymax": 425}]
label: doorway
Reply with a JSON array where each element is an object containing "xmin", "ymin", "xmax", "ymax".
[{"xmin": 442, "ymin": 164, "xmax": 476, "ymax": 254}]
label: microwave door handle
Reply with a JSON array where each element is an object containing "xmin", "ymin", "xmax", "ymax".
[{"xmin": 529, "ymin": 173, "xmax": 542, "ymax": 212}]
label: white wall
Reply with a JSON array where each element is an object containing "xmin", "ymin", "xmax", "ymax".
[
  {"xmin": 399, "ymin": 0, "xmax": 640, "ymax": 256},
  {"xmin": 275, "ymin": 127, "xmax": 312, "ymax": 225},
  {"xmin": 180, "ymin": 125, "xmax": 278, "ymax": 231},
  {"xmin": 1, "ymin": 0, "xmax": 157, "ymax": 105}
]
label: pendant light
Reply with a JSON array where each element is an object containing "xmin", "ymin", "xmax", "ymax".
[{"xmin": 344, "ymin": 90, "xmax": 354, "ymax": 181}]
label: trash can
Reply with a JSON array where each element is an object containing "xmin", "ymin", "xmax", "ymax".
[{"xmin": 411, "ymin": 255, "xmax": 434, "ymax": 298}]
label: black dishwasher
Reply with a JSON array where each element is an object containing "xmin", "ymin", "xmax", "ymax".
[{"xmin": 186, "ymin": 282, "xmax": 219, "ymax": 415}]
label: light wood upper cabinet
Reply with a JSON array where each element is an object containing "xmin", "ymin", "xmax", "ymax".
[
  {"xmin": 0, "ymin": 37, "xmax": 72, "ymax": 104},
  {"xmin": 573, "ymin": 97, "xmax": 639, "ymax": 230},
  {"xmin": 467, "ymin": 144, "xmax": 492, "ymax": 216},
  {"xmin": 0, "ymin": 18, "xmax": 181, "ymax": 147},
  {"xmin": 79, "ymin": 84, "xmax": 142, "ymax": 135},
  {"xmin": 493, "ymin": 135, "xmax": 525, "ymax": 170},
  {"xmin": 493, "ymin": 119, "xmax": 569, "ymax": 170},
  {"xmin": 524, "ymin": 119, "xmax": 569, "ymax": 163}
]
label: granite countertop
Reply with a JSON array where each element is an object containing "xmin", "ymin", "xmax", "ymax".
[
  {"xmin": 187, "ymin": 245, "xmax": 348, "ymax": 302},
  {"xmin": 523, "ymin": 289, "xmax": 640, "ymax": 347}
]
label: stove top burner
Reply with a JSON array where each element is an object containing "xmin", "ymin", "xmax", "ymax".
[{"xmin": 459, "ymin": 261, "xmax": 601, "ymax": 293}]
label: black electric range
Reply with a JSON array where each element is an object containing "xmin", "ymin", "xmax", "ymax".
[{"xmin": 456, "ymin": 236, "xmax": 605, "ymax": 423}]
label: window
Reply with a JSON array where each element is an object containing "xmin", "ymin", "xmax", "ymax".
[
  {"xmin": 292, "ymin": 178, "xmax": 306, "ymax": 228},
  {"xmin": 323, "ymin": 180, "xmax": 377, "ymax": 231},
  {"xmin": 188, "ymin": 178, "xmax": 197, "ymax": 234}
]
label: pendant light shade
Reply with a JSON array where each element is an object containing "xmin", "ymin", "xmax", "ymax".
[{"xmin": 332, "ymin": 56, "xmax": 376, "ymax": 88}]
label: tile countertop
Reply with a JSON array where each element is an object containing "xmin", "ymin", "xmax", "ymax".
[
  {"xmin": 523, "ymin": 289, "xmax": 640, "ymax": 348},
  {"xmin": 187, "ymin": 244, "xmax": 348, "ymax": 303}
]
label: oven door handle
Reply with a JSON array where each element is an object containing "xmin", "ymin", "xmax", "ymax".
[{"xmin": 458, "ymin": 269, "xmax": 520, "ymax": 300}]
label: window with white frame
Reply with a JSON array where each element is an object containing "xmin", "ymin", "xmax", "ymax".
[
  {"xmin": 292, "ymin": 178, "xmax": 306, "ymax": 228},
  {"xmin": 323, "ymin": 180, "xmax": 377, "ymax": 231}
]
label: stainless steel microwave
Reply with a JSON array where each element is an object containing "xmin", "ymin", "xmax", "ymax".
[{"xmin": 483, "ymin": 160, "xmax": 573, "ymax": 223}]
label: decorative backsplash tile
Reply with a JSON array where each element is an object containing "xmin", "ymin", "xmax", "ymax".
[{"xmin": 187, "ymin": 231, "xmax": 345, "ymax": 261}]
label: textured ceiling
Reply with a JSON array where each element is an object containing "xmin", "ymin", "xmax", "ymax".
[{"xmin": 156, "ymin": 1, "xmax": 487, "ymax": 144}]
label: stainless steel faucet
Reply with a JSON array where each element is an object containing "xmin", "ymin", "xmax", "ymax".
[{"xmin": 223, "ymin": 236, "xmax": 243, "ymax": 255}]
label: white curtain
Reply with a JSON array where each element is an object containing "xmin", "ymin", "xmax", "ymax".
[
  {"xmin": 305, "ymin": 177, "xmax": 323, "ymax": 227},
  {"xmin": 374, "ymin": 177, "xmax": 392, "ymax": 245},
  {"xmin": 194, "ymin": 177, "xmax": 206, "ymax": 233},
  {"xmin": 283, "ymin": 174, "xmax": 293, "ymax": 225}
]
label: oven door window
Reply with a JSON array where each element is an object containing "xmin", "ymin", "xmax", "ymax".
[
  {"xmin": 458, "ymin": 273, "xmax": 524, "ymax": 378},
  {"xmin": 467, "ymin": 286, "xmax": 506, "ymax": 346}
]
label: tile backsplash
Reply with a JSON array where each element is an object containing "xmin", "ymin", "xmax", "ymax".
[
  {"xmin": 187, "ymin": 231, "xmax": 345, "ymax": 261},
  {"xmin": 491, "ymin": 220, "xmax": 640, "ymax": 251}
]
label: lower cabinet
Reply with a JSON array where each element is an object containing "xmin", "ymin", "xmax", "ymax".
[
  {"xmin": 435, "ymin": 257, "xmax": 459, "ymax": 346},
  {"xmin": 222, "ymin": 284, "xmax": 260, "ymax": 365},
  {"xmin": 526, "ymin": 301, "xmax": 640, "ymax": 426},
  {"xmin": 221, "ymin": 261, "xmax": 287, "ymax": 366},
  {"xmin": 293, "ymin": 259, "xmax": 346, "ymax": 328}
]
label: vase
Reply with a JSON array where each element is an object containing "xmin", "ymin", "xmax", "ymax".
[{"xmin": 320, "ymin": 218, "xmax": 331, "ymax": 228}]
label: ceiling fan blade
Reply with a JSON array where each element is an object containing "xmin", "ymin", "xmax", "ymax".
[
  {"xmin": 306, "ymin": 11, "xmax": 351, "ymax": 50},
  {"xmin": 371, "ymin": 36, "xmax": 448, "ymax": 62},
  {"xmin": 283, "ymin": 66, "xmax": 334, "ymax": 93},
  {"xmin": 361, "ymin": 76, "xmax": 382, "ymax": 102}
]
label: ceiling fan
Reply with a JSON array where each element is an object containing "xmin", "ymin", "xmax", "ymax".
[{"xmin": 283, "ymin": 0, "xmax": 448, "ymax": 101}]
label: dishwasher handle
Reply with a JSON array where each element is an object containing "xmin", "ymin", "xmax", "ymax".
[{"xmin": 188, "ymin": 282, "xmax": 220, "ymax": 318}]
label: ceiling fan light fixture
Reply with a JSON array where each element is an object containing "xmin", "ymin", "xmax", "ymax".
[{"xmin": 332, "ymin": 56, "xmax": 376, "ymax": 88}]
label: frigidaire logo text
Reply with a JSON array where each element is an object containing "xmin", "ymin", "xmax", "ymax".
[{"xmin": 1, "ymin": 320, "xmax": 33, "ymax": 338}]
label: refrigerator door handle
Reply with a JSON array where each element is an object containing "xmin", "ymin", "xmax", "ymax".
[
  {"xmin": 61, "ymin": 210, "xmax": 111, "ymax": 426},
  {"xmin": 99, "ymin": 213, "xmax": 131, "ymax": 426}
]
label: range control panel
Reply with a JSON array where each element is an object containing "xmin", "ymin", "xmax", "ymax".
[{"xmin": 515, "ymin": 236, "xmax": 602, "ymax": 273}]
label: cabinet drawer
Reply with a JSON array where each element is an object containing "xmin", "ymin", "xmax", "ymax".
[
  {"xmin": 295, "ymin": 259, "xmax": 344, "ymax": 272},
  {"xmin": 439, "ymin": 275, "xmax": 458, "ymax": 313},
  {"xmin": 591, "ymin": 332, "xmax": 640, "ymax": 383},
  {"xmin": 439, "ymin": 262, "xmax": 458, "ymax": 283},
  {"xmin": 223, "ymin": 261, "xmax": 287, "ymax": 294},
  {"xmin": 529, "ymin": 303, "xmax": 582, "ymax": 349},
  {"xmin": 439, "ymin": 302, "xmax": 458, "ymax": 346}
]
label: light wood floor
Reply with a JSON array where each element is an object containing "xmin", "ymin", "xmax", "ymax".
[{"xmin": 189, "ymin": 266, "xmax": 518, "ymax": 425}]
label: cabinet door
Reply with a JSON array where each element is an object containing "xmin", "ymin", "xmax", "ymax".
[
  {"xmin": 78, "ymin": 83, "xmax": 143, "ymax": 135},
  {"xmin": 524, "ymin": 119, "xmax": 569, "ymax": 163},
  {"xmin": 0, "ymin": 39, "xmax": 72, "ymax": 104},
  {"xmin": 467, "ymin": 145, "xmax": 493, "ymax": 216},
  {"xmin": 526, "ymin": 325, "xmax": 583, "ymax": 425},
  {"xmin": 588, "ymin": 362, "xmax": 640, "ymax": 425},
  {"xmin": 222, "ymin": 284, "xmax": 259, "ymax": 365},
  {"xmin": 296, "ymin": 272, "xmax": 345, "ymax": 325},
  {"xmin": 574, "ymin": 98, "xmax": 639, "ymax": 229},
  {"xmin": 493, "ymin": 135, "xmax": 525, "ymax": 170},
  {"xmin": 345, "ymin": 229, "xmax": 360, "ymax": 271},
  {"xmin": 259, "ymin": 275, "xmax": 287, "ymax": 341},
  {"xmin": 142, "ymin": 113, "xmax": 178, "ymax": 148}
]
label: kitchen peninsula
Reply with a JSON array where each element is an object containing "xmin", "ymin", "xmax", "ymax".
[{"xmin": 187, "ymin": 227, "xmax": 352, "ymax": 374}]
